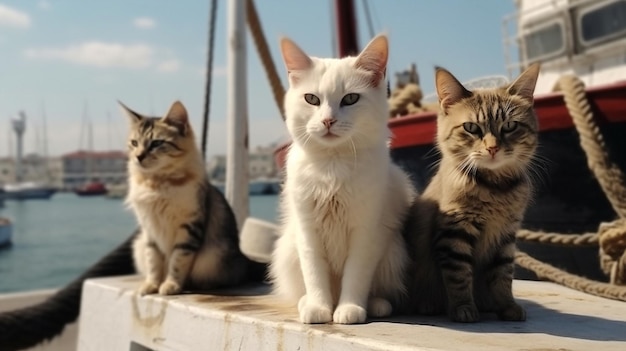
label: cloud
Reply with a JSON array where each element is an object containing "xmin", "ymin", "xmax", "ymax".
[
  {"xmin": 24, "ymin": 42, "xmax": 154, "ymax": 69},
  {"xmin": 38, "ymin": 0, "xmax": 51, "ymax": 10},
  {"xmin": 0, "ymin": 4, "xmax": 31, "ymax": 28},
  {"xmin": 133, "ymin": 17, "xmax": 155, "ymax": 29},
  {"xmin": 156, "ymin": 59, "xmax": 180, "ymax": 73}
]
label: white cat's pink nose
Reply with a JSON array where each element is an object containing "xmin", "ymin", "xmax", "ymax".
[{"xmin": 322, "ymin": 118, "xmax": 337, "ymax": 128}]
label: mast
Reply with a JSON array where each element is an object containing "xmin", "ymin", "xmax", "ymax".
[
  {"xmin": 225, "ymin": 0, "xmax": 249, "ymax": 229},
  {"xmin": 334, "ymin": 0, "xmax": 359, "ymax": 57}
]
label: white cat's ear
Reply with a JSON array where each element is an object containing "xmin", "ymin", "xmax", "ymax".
[
  {"xmin": 280, "ymin": 37, "xmax": 313, "ymax": 75},
  {"xmin": 355, "ymin": 34, "xmax": 388, "ymax": 87},
  {"xmin": 435, "ymin": 67, "xmax": 472, "ymax": 113},
  {"xmin": 118, "ymin": 100, "xmax": 143, "ymax": 124},
  {"xmin": 162, "ymin": 100, "xmax": 189, "ymax": 135},
  {"xmin": 507, "ymin": 63, "xmax": 540, "ymax": 103}
]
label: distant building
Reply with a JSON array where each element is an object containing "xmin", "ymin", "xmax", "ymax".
[
  {"xmin": 207, "ymin": 145, "xmax": 278, "ymax": 182},
  {"xmin": 0, "ymin": 154, "xmax": 64, "ymax": 188},
  {"xmin": 61, "ymin": 150, "xmax": 127, "ymax": 189}
]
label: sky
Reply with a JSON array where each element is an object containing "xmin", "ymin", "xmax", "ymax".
[{"xmin": 0, "ymin": 0, "xmax": 517, "ymax": 159}]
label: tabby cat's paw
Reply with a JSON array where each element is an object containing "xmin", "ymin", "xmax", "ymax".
[
  {"xmin": 367, "ymin": 297, "xmax": 392, "ymax": 318},
  {"xmin": 158, "ymin": 280, "xmax": 182, "ymax": 295},
  {"xmin": 333, "ymin": 303, "xmax": 367, "ymax": 324},
  {"xmin": 498, "ymin": 303, "xmax": 526, "ymax": 321},
  {"xmin": 138, "ymin": 281, "xmax": 159, "ymax": 296},
  {"xmin": 450, "ymin": 304, "xmax": 480, "ymax": 323}
]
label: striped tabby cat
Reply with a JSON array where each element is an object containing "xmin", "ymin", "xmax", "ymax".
[
  {"xmin": 403, "ymin": 63, "xmax": 540, "ymax": 322},
  {"xmin": 122, "ymin": 100, "xmax": 264, "ymax": 295}
]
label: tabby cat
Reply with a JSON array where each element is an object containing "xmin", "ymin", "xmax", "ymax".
[
  {"xmin": 122, "ymin": 100, "xmax": 264, "ymax": 295},
  {"xmin": 270, "ymin": 34, "xmax": 414, "ymax": 324},
  {"xmin": 403, "ymin": 63, "xmax": 540, "ymax": 322}
]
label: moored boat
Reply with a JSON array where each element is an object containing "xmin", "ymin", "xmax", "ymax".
[
  {"xmin": 2, "ymin": 182, "xmax": 57, "ymax": 201},
  {"xmin": 74, "ymin": 181, "xmax": 108, "ymax": 197}
]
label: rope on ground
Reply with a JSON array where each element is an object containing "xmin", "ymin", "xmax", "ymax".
[
  {"xmin": 246, "ymin": 0, "xmax": 286, "ymax": 120},
  {"xmin": 0, "ymin": 232, "xmax": 137, "ymax": 351},
  {"xmin": 516, "ymin": 229, "xmax": 599, "ymax": 246},
  {"xmin": 598, "ymin": 219, "xmax": 626, "ymax": 285},
  {"xmin": 515, "ymin": 251, "xmax": 626, "ymax": 302}
]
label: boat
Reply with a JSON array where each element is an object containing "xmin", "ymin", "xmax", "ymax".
[
  {"xmin": 74, "ymin": 181, "xmax": 108, "ymax": 197},
  {"xmin": 212, "ymin": 178, "xmax": 281, "ymax": 196},
  {"xmin": 2, "ymin": 182, "xmax": 57, "ymax": 200},
  {"xmin": 105, "ymin": 183, "xmax": 127, "ymax": 199},
  {"xmin": 0, "ymin": 217, "xmax": 11, "ymax": 248},
  {"xmin": 274, "ymin": 0, "xmax": 626, "ymax": 281}
]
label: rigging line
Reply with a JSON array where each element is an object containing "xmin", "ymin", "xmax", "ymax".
[
  {"xmin": 362, "ymin": 0, "xmax": 375, "ymax": 39},
  {"xmin": 201, "ymin": 0, "xmax": 219, "ymax": 159}
]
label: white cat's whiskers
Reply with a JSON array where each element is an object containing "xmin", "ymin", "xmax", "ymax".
[{"xmin": 348, "ymin": 137, "xmax": 358, "ymax": 169}]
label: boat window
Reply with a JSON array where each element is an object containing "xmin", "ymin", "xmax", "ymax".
[
  {"xmin": 523, "ymin": 22, "xmax": 565, "ymax": 61},
  {"xmin": 579, "ymin": 0, "xmax": 626, "ymax": 46}
]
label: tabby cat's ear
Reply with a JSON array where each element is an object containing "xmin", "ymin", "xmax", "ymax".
[
  {"xmin": 162, "ymin": 100, "xmax": 189, "ymax": 136},
  {"xmin": 355, "ymin": 34, "xmax": 388, "ymax": 87},
  {"xmin": 280, "ymin": 37, "xmax": 313, "ymax": 84},
  {"xmin": 435, "ymin": 67, "xmax": 472, "ymax": 113},
  {"xmin": 507, "ymin": 63, "xmax": 540, "ymax": 103},
  {"xmin": 118, "ymin": 100, "xmax": 143, "ymax": 124}
]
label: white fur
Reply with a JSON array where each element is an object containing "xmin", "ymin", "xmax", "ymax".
[{"xmin": 270, "ymin": 36, "xmax": 414, "ymax": 324}]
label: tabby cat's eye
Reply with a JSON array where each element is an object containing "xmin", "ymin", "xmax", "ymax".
[
  {"xmin": 462, "ymin": 122, "xmax": 481, "ymax": 135},
  {"xmin": 130, "ymin": 140, "xmax": 138, "ymax": 147},
  {"xmin": 340, "ymin": 93, "xmax": 360, "ymax": 106},
  {"xmin": 150, "ymin": 140, "xmax": 164, "ymax": 148},
  {"xmin": 502, "ymin": 121, "xmax": 518, "ymax": 133},
  {"xmin": 304, "ymin": 93, "xmax": 320, "ymax": 106}
]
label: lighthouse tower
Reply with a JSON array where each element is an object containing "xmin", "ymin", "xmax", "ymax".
[{"xmin": 11, "ymin": 112, "xmax": 26, "ymax": 183}]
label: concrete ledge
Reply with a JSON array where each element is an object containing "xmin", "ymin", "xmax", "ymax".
[{"xmin": 77, "ymin": 276, "xmax": 626, "ymax": 351}]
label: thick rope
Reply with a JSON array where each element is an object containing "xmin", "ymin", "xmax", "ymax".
[
  {"xmin": 246, "ymin": 0, "xmax": 286, "ymax": 120},
  {"xmin": 0, "ymin": 233, "xmax": 136, "ymax": 351},
  {"xmin": 516, "ymin": 229, "xmax": 598, "ymax": 246},
  {"xmin": 557, "ymin": 75, "xmax": 626, "ymax": 218},
  {"xmin": 515, "ymin": 251, "xmax": 626, "ymax": 302}
]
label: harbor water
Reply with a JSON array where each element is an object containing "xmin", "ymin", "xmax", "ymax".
[{"xmin": 0, "ymin": 193, "xmax": 279, "ymax": 293}]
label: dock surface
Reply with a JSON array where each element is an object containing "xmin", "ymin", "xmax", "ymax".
[{"xmin": 78, "ymin": 276, "xmax": 626, "ymax": 351}]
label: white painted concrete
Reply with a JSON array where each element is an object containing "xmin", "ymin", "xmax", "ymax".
[{"xmin": 77, "ymin": 276, "xmax": 626, "ymax": 351}]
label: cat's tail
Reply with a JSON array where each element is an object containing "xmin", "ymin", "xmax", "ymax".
[{"xmin": 0, "ymin": 231, "xmax": 137, "ymax": 351}]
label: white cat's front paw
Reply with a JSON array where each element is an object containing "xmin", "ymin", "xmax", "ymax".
[
  {"xmin": 333, "ymin": 303, "xmax": 367, "ymax": 324},
  {"xmin": 298, "ymin": 296, "xmax": 332, "ymax": 324},
  {"xmin": 158, "ymin": 280, "xmax": 182, "ymax": 295},
  {"xmin": 367, "ymin": 297, "xmax": 392, "ymax": 317},
  {"xmin": 138, "ymin": 281, "xmax": 159, "ymax": 296}
]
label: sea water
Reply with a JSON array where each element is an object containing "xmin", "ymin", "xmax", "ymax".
[{"xmin": 0, "ymin": 193, "xmax": 279, "ymax": 293}]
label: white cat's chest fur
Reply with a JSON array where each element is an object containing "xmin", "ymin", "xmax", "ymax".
[
  {"xmin": 127, "ymin": 180, "xmax": 198, "ymax": 254},
  {"xmin": 286, "ymin": 145, "xmax": 388, "ymax": 271}
]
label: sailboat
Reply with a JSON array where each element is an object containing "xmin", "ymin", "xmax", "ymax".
[
  {"xmin": 2, "ymin": 111, "xmax": 57, "ymax": 200},
  {"xmin": 73, "ymin": 107, "xmax": 108, "ymax": 197}
]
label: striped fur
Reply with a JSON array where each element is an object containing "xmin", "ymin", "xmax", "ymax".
[
  {"xmin": 403, "ymin": 64, "xmax": 540, "ymax": 322},
  {"xmin": 122, "ymin": 101, "xmax": 262, "ymax": 295}
]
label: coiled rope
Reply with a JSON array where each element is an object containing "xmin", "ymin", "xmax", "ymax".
[{"xmin": 515, "ymin": 75, "xmax": 626, "ymax": 299}]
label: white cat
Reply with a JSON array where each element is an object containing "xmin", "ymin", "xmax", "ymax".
[{"xmin": 269, "ymin": 34, "xmax": 415, "ymax": 324}]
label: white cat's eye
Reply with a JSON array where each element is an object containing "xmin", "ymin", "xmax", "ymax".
[
  {"xmin": 340, "ymin": 93, "xmax": 360, "ymax": 106},
  {"xmin": 304, "ymin": 93, "xmax": 320, "ymax": 106},
  {"xmin": 462, "ymin": 122, "xmax": 481, "ymax": 135},
  {"xmin": 502, "ymin": 121, "xmax": 518, "ymax": 133},
  {"xmin": 130, "ymin": 140, "xmax": 138, "ymax": 147}
]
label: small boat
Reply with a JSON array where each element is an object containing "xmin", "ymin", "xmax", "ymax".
[
  {"xmin": 0, "ymin": 217, "xmax": 12, "ymax": 249},
  {"xmin": 74, "ymin": 181, "xmax": 108, "ymax": 197},
  {"xmin": 2, "ymin": 182, "xmax": 57, "ymax": 200}
]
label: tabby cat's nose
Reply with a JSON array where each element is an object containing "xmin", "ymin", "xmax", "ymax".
[{"xmin": 137, "ymin": 153, "xmax": 147, "ymax": 162}]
